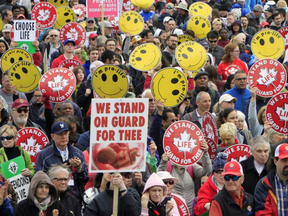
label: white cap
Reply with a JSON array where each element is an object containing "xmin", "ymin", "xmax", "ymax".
[
  {"xmin": 219, "ymin": 94, "xmax": 237, "ymax": 104},
  {"xmin": 163, "ymin": 16, "xmax": 174, "ymax": 24}
]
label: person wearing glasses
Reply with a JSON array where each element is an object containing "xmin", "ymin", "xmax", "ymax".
[
  {"xmin": 209, "ymin": 161, "xmax": 254, "ymax": 216},
  {"xmin": 48, "ymin": 165, "xmax": 81, "ymax": 216},
  {"xmin": 207, "ymin": 30, "xmax": 225, "ymax": 66},
  {"xmin": 194, "ymin": 152, "xmax": 228, "ymax": 216},
  {"xmin": 0, "ymin": 125, "xmax": 34, "ymax": 178},
  {"xmin": 223, "ymin": 70, "xmax": 251, "ymax": 114}
]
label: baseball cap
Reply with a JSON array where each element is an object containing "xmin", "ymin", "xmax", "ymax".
[
  {"xmin": 166, "ymin": 3, "xmax": 175, "ymax": 10},
  {"xmin": 51, "ymin": 121, "xmax": 69, "ymax": 134},
  {"xmin": 194, "ymin": 71, "xmax": 209, "ymax": 81},
  {"xmin": 89, "ymin": 33, "xmax": 98, "ymax": 39},
  {"xmin": 12, "ymin": 99, "xmax": 29, "ymax": 109},
  {"xmin": 163, "ymin": 16, "xmax": 174, "ymax": 24},
  {"xmin": 260, "ymin": 22, "xmax": 270, "ymax": 28},
  {"xmin": 222, "ymin": 161, "xmax": 244, "ymax": 176},
  {"xmin": 131, "ymin": 35, "xmax": 143, "ymax": 44},
  {"xmin": 263, "ymin": 7, "xmax": 274, "ymax": 13},
  {"xmin": 64, "ymin": 38, "xmax": 76, "ymax": 46},
  {"xmin": 116, "ymin": 45, "xmax": 122, "ymax": 51},
  {"xmin": 219, "ymin": 94, "xmax": 237, "ymax": 104},
  {"xmin": 99, "ymin": 20, "xmax": 113, "ymax": 28},
  {"xmin": 2, "ymin": 24, "xmax": 12, "ymax": 33},
  {"xmin": 274, "ymin": 143, "xmax": 288, "ymax": 159},
  {"xmin": 86, "ymin": 18, "xmax": 95, "ymax": 22}
]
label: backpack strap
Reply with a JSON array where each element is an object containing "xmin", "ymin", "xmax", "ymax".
[
  {"xmin": 187, "ymin": 165, "xmax": 194, "ymax": 181},
  {"xmin": 167, "ymin": 161, "xmax": 172, "ymax": 173}
]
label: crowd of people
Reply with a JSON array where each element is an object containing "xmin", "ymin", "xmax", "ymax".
[{"xmin": 0, "ymin": 0, "xmax": 287, "ymax": 215}]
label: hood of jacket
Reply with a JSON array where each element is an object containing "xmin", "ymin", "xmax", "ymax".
[
  {"xmin": 231, "ymin": 20, "xmax": 243, "ymax": 34},
  {"xmin": 28, "ymin": 171, "xmax": 58, "ymax": 206},
  {"xmin": 143, "ymin": 173, "xmax": 168, "ymax": 196}
]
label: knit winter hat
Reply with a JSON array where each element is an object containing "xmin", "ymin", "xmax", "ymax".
[{"xmin": 212, "ymin": 152, "xmax": 228, "ymax": 173}]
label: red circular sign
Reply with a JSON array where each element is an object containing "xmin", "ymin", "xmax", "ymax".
[
  {"xmin": 207, "ymin": 138, "xmax": 217, "ymax": 162},
  {"xmin": 72, "ymin": 4, "xmax": 86, "ymax": 21},
  {"xmin": 202, "ymin": 111, "xmax": 218, "ymax": 144},
  {"xmin": 171, "ymin": 194, "xmax": 189, "ymax": 216},
  {"xmin": 163, "ymin": 120, "xmax": 204, "ymax": 166},
  {"xmin": 248, "ymin": 59, "xmax": 286, "ymax": 97},
  {"xmin": 266, "ymin": 92, "xmax": 288, "ymax": 134},
  {"xmin": 31, "ymin": 2, "xmax": 57, "ymax": 29},
  {"xmin": 60, "ymin": 22, "xmax": 86, "ymax": 49},
  {"xmin": 278, "ymin": 27, "xmax": 288, "ymax": 50},
  {"xmin": 39, "ymin": 67, "xmax": 76, "ymax": 103},
  {"xmin": 59, "ymin": 59, "xmax": 82, "ymax": 70},
  {"xmin": 16, "ymin": 127, "xmax": 49, "ymax": 167},
  {"xmin": 224, "ymin": 144, "xmax": 251, "ymax": 162},
  {"xmin": 10, "ymin": 26, "xmax": 40, "ymax": 41}
]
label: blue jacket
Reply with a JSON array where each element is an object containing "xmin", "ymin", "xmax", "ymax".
[
  {"xmin": 224, "ymin": 86, "xmax": 251, "ymax": 114},
  {"xmin": 83, "ymin": 60, "xmax": 91, "ymax": 78},
  {"xmin": 0, "ymin": 198, "xmax": 14, "ymax": 216},
  {"xmin": 35, "ymin": 142, "xmax": 89, "ymax": 197}
]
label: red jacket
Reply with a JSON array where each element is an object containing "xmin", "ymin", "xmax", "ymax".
[
  {"xmin": 51, "ymin": 54, "xmax": 83, "ymax": 69},
  {"xmin": 217, "ymin": 58, "xmax": 248, "ymax": 80},
  {"xmin": 194, "ymin": 175, "xmax": 220, "ymax": 216}
]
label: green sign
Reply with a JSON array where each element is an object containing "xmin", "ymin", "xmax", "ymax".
[
  {"xmin": 0, "ymin": 156, "xmax": 26, "ymax": 179},
  {"xmin": 17, "ymin": 41, "xmax": 35, "ymax": 54}
]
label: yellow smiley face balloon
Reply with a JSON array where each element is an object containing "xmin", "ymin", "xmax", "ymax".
[
  {"xmin": 1, "ymin": 48, "xmax": 32, "ymax": 73},
  {"xmin": 92, "ymin": 65, "xmax": 128, "ymax": 98},
  {"xmin": 187, "ymin": 15, "xmax": 211, "ymax": 39},
  {"xmin": 178, "ymin": 34, "xmax": 195, "ymax": 44},
  {"xmin": 119, "ymin": 11, "xmax": 144, "ymax": 36},
  {"xmin": 55, "ymin": 6, "xmax": 76, "ymax": 29},
  {"xmin": 9, "ymin": 61, "xmax": 41, "ymax": 93},
  {"xmin": 129, "ymin": 43, "xmax": 161, "ymax": 71},
  {"xmin": 189, "ymin": 2, "xmax": 212, "ymax": 17},
  {"xmin": 48, "ymin": 0, "xmax": 69, "ymax": 8},
  {"xmin": 176, "ymin": 41, "xmax": 207, "ymax": 71},
  {"xmin": 0, "ymin": 20, "xmax": 3, "ymax": 32},
  {"xmin": 151, "ymin": 67, "xmax": 187, "ymax": 107},
  {"xmin": 131, "ymin": 0, "xmax": 154, "ymax": 9},
  {"xmin": 251, "ymin": 29, "xmax": 285, "ymax": 59}
]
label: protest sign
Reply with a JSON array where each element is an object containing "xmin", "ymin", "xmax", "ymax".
[
  {"xmin": 119, "ymin": 11, "xmax": 144, "ymax": 36},
  {"xmin": 39, "ymin": 68, "xmax": 76, "ymax": 103},
  {"xmin": 13, "ymin": 20, "xmax": 36, "ymax": 41},
  {"xmin": 129, "ymin": 43, "xmax": 161, "ymax": 71},
  {"xmin": 1, "ymin": 48, "xmax": 32, "ymax": 73},
  {"xmin": 266, "ymin": 92, "xmax": 288, "ymax": 134},
  {"xmin": 187, "ymin": 15, "xmax": 211, "ymax": 39},
  {"xmin": 31, "ymin": 2, "xmax": 57, "ymax": 29},
  {"xmin": 73, "ymin": 4, "xmax": 86, "ymax": 22},
  {"xmin": 9, "ymin": 61, "xmax": 41, "ymax": 93},
  {"xmin": 16, "ymin": 127, "xmax": 49, "ymax": 167},
  {"xmin": 251, "ymin": 29, "xmax": 285, "ymax": 60},
  {"xmin": 163, "ymin": 120, "xmax": 205, "ymax": 166},
  {"xmin": 151, "ymin": 67, "xmax": 187, "ymax": 107},
  {"xmin": 9, "ymin": 174, "xmax": 30, "ymax": 203},
  {"xmin": 171, "ymin": 194, "xmax": 189, "ymax": 216},
  {"xmin": 60, "ymin": 22, "xmax": 86, "ymax": 49},
  {"xmin": 178, "ymin": 34, "xmax": 195, "ymax": 44},
  {"xmin": 55, "ymin": 6, "xmax": 76, "ymax": 29},
  {"xmin": 89, "ymin": 98, "xmax": 148, "ymax": 173},
  {"xmin": 87, "ymin": 0, "xmax": 118, "ymax": 18},
  {"xmin": 202, "ymin": 111, "xmax": 218, "ymax": 144},
  {"xmin": 91, "ymin": 65, "xmax": 128, "ymax": 98},
  {"xmin": 131, "ymin": 0, "xmax": 153, "ymax": 9},
  {"xmin": 206, "ymin": 138, "xmax": 217, "ymax": 162},
  {"xmin": 1, "ymin": 156, "xmax": 26, "ymax": 179},
  {"xmin": 59, "ymin": 59, "xmax": 82, "ymax": 71},
  {"xmin": 0, "ymin": 19, "xmax": 3, "ymax": 32},
  {"xmin": 176, "ymin": 41, "xmax": 207, "ymax": 71},
  {"xmin": 278, "ymin": 27, "xmax": 288, "ymax": 50},
  {"xmin": 224, "ymin": 144, "xmax": 251, "ymax": 162},
  {"xmin": 248, "ymin": 59, "xmax": 286, "ymax": 97},
  {"xmin": 189, "ymin": 2, "xmax": 212, "ymax": 17},
  {"xmin": 122, "ymin": 0, "xmax": 135, "ymax": 12},
  {"xmin": 48, "ymin": 0, "xmax": 68, "ymax": 8}
]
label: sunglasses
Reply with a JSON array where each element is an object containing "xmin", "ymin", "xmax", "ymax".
[
  {"xmin": 209, "ymin": 40, "xmax": 218, "ymax": 43},
  {"xmin": 171, "ymin": 119, "xmax": 177, "ymax": 122},
  {"xmin": 16, "ymin": 108, "xmax": 28, "ymax": 113},
  {"xmin": 163, "ymin": 180, "xmax": 174, "ymax": 185},
  {"xmin": 214, "ymin": 169, "xmax": 223, "ymax": 174},
  {"xmin": 0, "ymin": 136, "xmax": 14, "ymax": 141},
  {"xmin": 235, "ymin": 77, "xmax": 247, "ymax": 81},
  {"xmin": 87, "ymin": 21, "xmax": 94, "ymax": 23},
  {"xmin": 53, "ymin": 177, "xmax": 69, "ymax": 182},
  {"xmin": 224, "ymin": 175, "xmax": 241, "ymax": 181},
  {"xmin": 91, "ymin": 38, "xmax": 97, "ymax": 41},
  {"xmin": 149, "ymin": 99, "xmax": 155, "ymax": 102},
  {"xmin": 184, "ymin": 97, "xmax": 191, "ymax": 101}
]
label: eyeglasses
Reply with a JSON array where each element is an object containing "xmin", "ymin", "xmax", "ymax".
[
  {"xmin": 163, "ymin": 180, "xmax": 174, "ymax": 185},
  {"xmin": 91, "ymin": 38, "xmax": 97, "ymax": 41},
  {"xmin": 50, "ymin": 35, "xmax": 59, "ymax": 37},
  {"xmin": 209, "ymin": 40, "xmax": 218, "ymax": 43},
  {"xmin": 149, "ymin": 99, "xmax": 155, "ymax": 102},
  {"xmin": 224, "ymin": 175, "xmax": 241, "ymax": 181},
  {"xmin": 0, "ymin": 136, "xmax": 14, "ymax": 141},
  {"xmin": 34, "ymin": 95, "xmax": 42, "ymax": 98},
  {"xmin": 235, "ymin": 77, "xmax": 247, "ymax": 81},
  {"xmin": 226, "ymin": 101, "xmax": 235, "ymax": 104},
  {"xmin": 171, "ymin": 119, "xmax": 178, "ymax": 122},
  {"xmin": 53, "ymin": 178, "xmax": 69, "ymax": 182},
  {"xmin": 214, "ymin": 169, "xmax": 223, "ymax": 174},
  {"xmin": 87, "ymin": 21, "xmax": 95, "ymax": 24},
  {"xmin": 184, "ymin": 97, "xmax": 191, "ymax": 101},
  {"xmin": 16, "ymin": 108, "xmax": 29, "ymax": 113}
]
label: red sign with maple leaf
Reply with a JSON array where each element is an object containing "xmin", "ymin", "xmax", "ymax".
[
  {"xmin": 224, "ymin": 144, "xmax": 251, "ymax": 162},
  {"xmin": 248, "ymin": 59, "xmax": 287, "ymax": 97},
  {"xmin": 31, "ymin": 2, "xmax": 57, "ymax": 29},
  {"xmin": 16, "ymin": 127, "xmax": 49, "ymax": 167},
  {"xmin": 171, "ymin": 194, "xmax": 189, "ymax": 216},
  {"xmin": 163, "ymin": 120, "xmax": 204, "ymax": 166},
  {"xmin": 72, "ymin": 4, "xmax": 86, "ymax": 22},
  {"xmin": 202, "ymin": 111, "xmax": 218, "ymax": 144},
  {"xmin": 266, "ymin": 92, "xmax": 288, "ymax": 134},
  {"xmin": 60, "ymin": 22, "xmax": 86, "ymax": 49},
  {"xmin": 39, "ymin": 68, "xmax": 76, "ymax": 103},
  {"xmin": 59, "ymin": 59, "xmax": 82, "ymax": 71},
  {"xmin": 278, "ymin": 27, "xmax": 288, "ymax": 51}
]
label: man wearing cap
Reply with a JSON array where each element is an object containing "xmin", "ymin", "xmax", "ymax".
[
  {"xmin": 87, "ymin": 33, "xmax": 98, "ymax": 50},
  {"xmin": 209, "ymin": 161, "xmax": 254, "ymax": 216},
  {"xmin": 263, "ymin": 7, "xmax": 274, "ymax": 24},
  {"xmin": 0, "ymin": 23, "xmax": 12, "ymax": 45},
  {"xmin": 51, "ymin": 39, "xmax": 83, "ymax": 69},
  {"xmin": 207, "ymin": 30, "xmax": 225, "ymax": 66},
  {"xmin": 36, "ymin": 121, "xmax": 89, "ymax": 199},
  {"xmin": 217, "ymin": 94, "xmax": 237, "ymax": 113},
  {"xmin": 246, "ymin": 4, "xmax": 263, "ymax": 31},
  {"xmin": 254, "ymin": 143, "xmax": 288, "ymax": 216},
  {"xmin": 98, "ymin": 20, "xmax": 113, "ymax": 38},
  {"xmin": 175, "ymin": 2, "xmax": 189, "ymax": 27},
  {"xmin": 157, "ymin": 3, "xmax": 175, "ymax": 30},
  {"xmin": 85, "ymin": 18, "xmax": 97, "ymax": 32}
]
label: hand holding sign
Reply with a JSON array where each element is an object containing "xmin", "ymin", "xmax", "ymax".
[
  {"xmin": 166, "ymin": 200, "xmax": 174, "ymax": 215},
  {"xmin": 21, "ymin": 168, "xmax": 31, "ymax": 177}
]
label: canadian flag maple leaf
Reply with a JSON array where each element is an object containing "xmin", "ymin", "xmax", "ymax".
[
  {"xmin": 205, "ymin": 124, "xmax": 215, "ymax": 141},
  {"xmin": 276, "ymin": 104, "xmax": 288, "ymax": 128},
  {"xmin": 47, "ymin": 74, "xmax": 68, "ymax": 93},
  {"xmin": 38, "ymin": 9, "xmax": 50, "ymax": 21},
  {"xmin": 231, "ymin": 155, "xmax": 248, "ymax": 162},
  {"xmin": 124, "ymin": 1, "xmax": 134, "ymax": 10},
  {"xmin": 257, "ymin": 68, "xmax": 277, "ymax": 87},
  {"xmin": 173, "ymin": 130, "xmax": 197, "ymax": 158},
  {"xmin": 20, "ymin": 136, "xmax": 42, "ymax": 157},
  {"xmin": 65, "ymin": 28, "xmax": 78, "ymax": 41}
]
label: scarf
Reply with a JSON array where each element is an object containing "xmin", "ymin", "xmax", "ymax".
[{"xmin": 33, "ymin": 195, "xmax": 51, "ymax": 212}]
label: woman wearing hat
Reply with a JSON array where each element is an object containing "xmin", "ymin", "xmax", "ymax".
[{"xmin": 194, "ymin": 153, "xmax": 228, "ymax": 216}]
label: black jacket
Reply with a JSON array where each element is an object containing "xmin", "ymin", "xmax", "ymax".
[
  {"xmin": 58, "ymin": 188, "xmax": 81, "ymax": 216},
  {"xmin": 77, "ymin": 80, "xmax": 93, "ymax": 117}
]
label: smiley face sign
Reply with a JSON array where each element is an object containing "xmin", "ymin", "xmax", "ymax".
[
  {"xmin": 48, "ymin": 0, "xmax": 69, "ymax": 8},
  {"xmin": 187, "ymin": 15, "xmax": 211, "ymax": 39},
  {"xmin": 119, "ymin": 11, "xmax": 144, "ymax": 36},
  {"xmin": 129, "ymin": 43, "xmax": 161, "ymax": 71},
  {"xmin": 131, "ymin": 0, "xmax": 154, "ymax": 9},
  {"xmin": 92, "ymin": 65, "xmax": 128, "ymax": 98},
  {"xmin": 151, "ymin": 67, "xmax": 187, "ymax": 107},
  {"xmin": 9, "ymin": 61, "xmax": 41, "ymax": 93},
  {"xmin": 55, "ymin": 6, "xmax": 76, "ymax": 29},
  {"xmin": 189, "ymin": 2, "xmax": 212, "ymax": 17},
  {"xmin": 178, "ymin": 34, "xmax": 195, "ymax": 44},
  {"xmin": 176, "ymin": 41, "xmax": 207, "ymax": 71},
  {"xmin": 251, "ymin": 29, "xmax": 285, "ymax": 60},
  {"xmin": 1, "ymin": 48, "xmax": 32, "ymax": 73}
]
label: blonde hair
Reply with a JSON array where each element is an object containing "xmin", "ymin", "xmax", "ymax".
[
  {"xmin": 219, "ymin": 122, "xmax": 237, "ymax": 138},
  {"xmin": 257, "ymin": 106, "xmax": 266, "ymax": 125},
  {"xmin": 277, "ymin": 0, "xmax": 287, "ymax": 8},
  {"xmin": 0, "ymin": 125, "xmax": 17, "ymax": 137}
]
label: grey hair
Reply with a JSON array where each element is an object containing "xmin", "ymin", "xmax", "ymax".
[
  {"xmin": 266, "ymin": 128, "xmax": 279, "ymax": 144},
  {"xmin": 60, "ymin": 100, "xmax": 74, "ymax": 110},
  {"xmin": 47, "ymin": 164, "xmax": 70, "ymax": 180},
  {"xmin": 196, "ymin": 91, "xmax": 210, "ymax": 102},
  {"xmin": 234, "ymin": 70, "xmax": 247, "ymax": 77},
  {"xmin": 250, "ymin": 136, "xmax": 270, "ymax": 152},
  {"xmin": 141, "ymin": 89, "xmax": 152, "ymax": 98}
]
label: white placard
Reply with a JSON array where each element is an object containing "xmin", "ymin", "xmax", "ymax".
[
  {"xmin": 8, "ymin": 174, "xmax": 30, "ymax": 203},
  {"xmin": 14, "ymin": 20, "xmax": 36, "ymax": 42}
]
